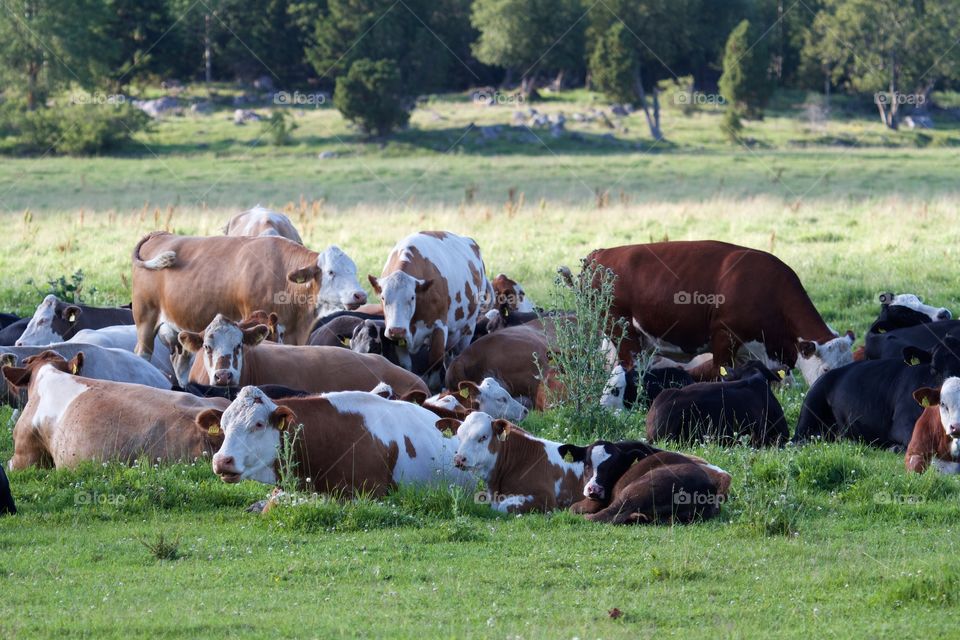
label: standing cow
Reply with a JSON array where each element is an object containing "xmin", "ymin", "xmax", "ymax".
[
  {"xmin": 368, "ymin": 231, "xmax": 492, "ymax": 371},
  {"xmin": 222, "ymin": 205, "xmax": 303, "ymax": 244},
  {"xmin": 582, "ymin": 240, "xmax": 853, "ymax": 385},
  {"xmin": 131, "ymin": 231, "xmax": 367, "ymax": 356}
]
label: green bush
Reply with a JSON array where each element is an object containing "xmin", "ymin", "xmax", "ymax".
[
  {"xmin": 2, "ymin": 101, "xmax": 150, "ymax": 155},
  {"xmin": 333, "ymin": 58, "xmax": 410, "ymax": 138}
]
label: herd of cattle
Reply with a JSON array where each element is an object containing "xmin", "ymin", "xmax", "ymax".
[{"xmin": 1, "ymin": 205, "xmax": 958, "ymax": 523}]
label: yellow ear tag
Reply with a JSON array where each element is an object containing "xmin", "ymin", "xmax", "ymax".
[
  {"xmin": 398, "ymin": 339, "xmax": 407, "ymax": 348},
  {"xmin": 563, "ymin": 451, "xmax": 574, "ymax": 463},
  {"xmin": 497, "ymin": 429, "xmax": 508, "ymax": 442},
  {"xmin": 777, "ymin": 370, "xmax": 786, "ymax": 379},
  {"xmin": 71, "ymin": 363, "xmax": 78, "ymax": 374},
  {"xmin": 208, "ymin": 424, "xmax": 220, "ymax": 436},
  {"xmin": 910, "ymin": 357, "xmax": 920, "ymax": 366},
  {"xmin": 504, "ymin": 309, "xmax": 509, "ymax": 317},
  {"xmin": 278, "ymin": 418, "xmax": 287, "ymax": 430},
  {"xmin": 921, "ymin": 397, "xmax": 930, "ymax": 408},
  {"xmin": 442, "ymin": 428, "xmax": 453, "ymax": 437},
  {"xmin": 878, "ymin": 328, "xmax": 886, "ymax": 334},
  {"xmin": 719, "ymin": 366, "xmax": 728, "ymax": 377},
  {"xmin": 460, "ymin": 388, "xmax": 470, "ymax": 398},
  {"xmin": 68, "ymin": 313, "xmax": 76, "ymax": 323},
  {"xmin": 340, "ymin": 337, "xmax": 351, "ymax": 347}
]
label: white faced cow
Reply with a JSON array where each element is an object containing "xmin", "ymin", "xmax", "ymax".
[{"xmin": 369, "ymin": 231, "xmax": 492, "ymax": 371}]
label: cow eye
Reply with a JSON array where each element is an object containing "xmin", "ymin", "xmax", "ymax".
[
  {"xmin": 611, "ymin": 389, "xmax": 620, "ymax": 397},
  {"xmin": 204, "ymin": 345, "xmax": 213, "ymax": 353},
  {"xmin": 478, "ymin": 435, "xmax": 487, "ymax": 443},
  {"xmin": 328, "ymin": 271, "xmax": 334, "ymax": 277},
  {"xmin": 255, "ymin": 422, "xmax": 264, "ymax": 429}
]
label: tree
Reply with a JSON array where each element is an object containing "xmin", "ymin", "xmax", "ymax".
[
  {"xmin": 588, "ymin": 22, "xmax": 634, "ymax": 105},
  {"xmin": 471, "ymin": 0, "xmax": 585, "ymax": 96},
  {"xmin": 719, "ymin": 19, "xmax": 773, "ymax": 125},
  {"xmin": 333, "ymin": 58, "xmax": 409, "ymax": 137},
  {"xmin": 102, "ymin": 0, "xmax": 181, "ymax": 90},
  {"xmin": 803, "ymin": 0, "xmax": 959, "ymax": 129}
]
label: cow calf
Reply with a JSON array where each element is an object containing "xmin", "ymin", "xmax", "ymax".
[{"xmin": 906, "ymin": 378, "xmax": 960, "ymax": 474}]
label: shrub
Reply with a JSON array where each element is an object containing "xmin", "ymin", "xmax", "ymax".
[
  {"xmin": 719, "ymin": 20, "xmax": 773, "ymax": 120},
  {"xmin": 334, "ymin": 58, "xmax": 410, "ymax": 138},
  {"xmin": 3, "ymin": 101, "xmax": 150, "ymax": 155},
  {"xmin": 261, "ymin": 111, "xmax": 298, "ymax": 146}
]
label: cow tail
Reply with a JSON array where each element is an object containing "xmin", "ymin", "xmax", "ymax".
[{"xmin": 132, "ymin": 232, "xmax": 176, "ymax": 270}]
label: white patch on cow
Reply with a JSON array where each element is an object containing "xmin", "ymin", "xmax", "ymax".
[
  {"xmin": 370, "ymin": 382, "xmax": 394, "ymax": 399},
  {"xmin": 225, "ymin": 206, "xmax": 303, "ymax": 243},
  {"xmin": 795, "ymin": 333, "xmax": 854, "ymax": 386},
  {"xmin": 31, "ymin": 365, "xmax": 89, "ymax": 428},
  {"xmin": 16, "ymin": 295, "xmax": 61, "ymax": 346},
  {"xmin": 493, "ymin": 494, "xmax": 534, "ymax": 513},
  {"xmin": 891, "ymin": 294, "xmax": 951, "ymax": 321},
  {"xmin": 69, "ymin": 325, "xmax": 173, "ymax": 378},
  {"xmin": 426, "ymin": 393, "xmax": 462, "ymax": 412},
  {"xmin": 935, "ymin": 378, "xmax": 960, "ymax": 452},
  {"xmin": 514, "ymin": 284, "xmax": 535, "ymax": 313},
  {"xmin": 315, "ymin": 246, "xmax": 367, "ymax": 317},
  {"xmin": 475, "ymin": 377, "xmax": 527, "ymax": 421},
  {"xmin": 933, "ymin": 459, "xmax": 960, "ymax": 474},
  {"xmin": 213, "ymin": 387, "xmax": 283, "ymax": 484},
  {"xmin": 378, "ymin": 271, "xmax": 422, "ymax": 344},
  {"xmin": 600, "ymin": 365, "xmax": 627, "ymax": 412},
  {"xmin": 324, "ymin": 390, "xmax": 471, "ymax": 487},
  {"xmin": 196, "ymin": 315, "xmax": 245, "ymax": 386},
  {"xmin": 582, "ymin": 447, "xmax": 611, "ymax": 498}
]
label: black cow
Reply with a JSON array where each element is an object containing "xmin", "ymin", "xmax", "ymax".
[
  {"xmin": 15, "ymin": 295, "xmax": 134, "ymax": 346},
  {"xmin": 0, "ymin": 318, "xmax": 28, "ymax": 346},
  {"xmin": 646, "ymin": 362, "xmax": 788, "ymax": 447},
  {"xmin": 863, "ymin": 320, "xmax": 960, "ymax": 361},
  {"xmin": 173, "ymin": 383, "xmax": 312, "ymax": 401},
  {"xmin": 0, "ymin": 465, "xmax": 15, "ymax": 516},
  {"xmin": 794, "ymin": 336, "xmax": 960, "ymax": 449},
  {"xmin": 868, "ymin": 292, "xmax": 951, "ymax": 334}
]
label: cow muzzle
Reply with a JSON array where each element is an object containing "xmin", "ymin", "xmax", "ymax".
[
  {"xmin": 584, "ymin": 482, "xmax": 605, "ymax": 500},
  {"xmin": 213, "ymin": 455, "xmax": 242, "ymax": 482},
  {"xmin": 344, "ymin": 291, "xmax": 367, "ymax": 310},
  {"xmin": 949, "ymin": 425, "xmax": 960, "ymax": 438},
  {"xmin": 386, "ymin": 327, "xmax": 408, "ymax": 342},
  {"xmin": 213, "ymin": 369, "xmax": 235, "ymax": 386},
  {"xmin": 938, "ymin": 309, "xmax": 952, "ymax": 320},
  {"xmin": 453, "ymin": 454, "xmax": 467, "ymax": 469}
]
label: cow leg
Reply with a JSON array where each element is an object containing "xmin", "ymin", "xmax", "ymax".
[
  {"xmin": 696, "ymin": 330, "xmax": 736, "ymax": 381},
  {"xmin": 9, "ymin": 426, "xmax": 51, "ymax": 470},
  {"xmin": 569, "ymin": 497, "xmax": 606, "ymax": 515},
  {"xmin": 427, "ymin": 326, "xmax": 447, "ymax": 372},
  {"xmin": 133, "ymin": 304, "xmax": 160, "ymax": 360}
]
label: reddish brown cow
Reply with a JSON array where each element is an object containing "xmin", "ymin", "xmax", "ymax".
[
  {"xmin": 906, "ymin": 379, "xmax": 960, "ymax": 474},
  {"xmin": 582, "ymin": 241, "xmax": 853, "ymax": 385}
]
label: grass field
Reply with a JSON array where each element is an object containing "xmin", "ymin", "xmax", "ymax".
[{"xmin": 2, "ymin": 91, "xmax": 960, "ymax": 638}]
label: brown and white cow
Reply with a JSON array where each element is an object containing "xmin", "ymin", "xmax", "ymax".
[
  {"xmin": 906, "ymin": 379, "xmax": 960, "ymax": 474},
  {"xmin": 180, "ymin": 314, "xmax": 429, "ymax": 397},
  {"xmin": 16, "ymin": 295, "xmax": 133, "ymax": 346},
  {"xmin": 447, "ymin": 412, "xmax": 584, "ymax": 513},
  {"xmin": 580, "ymin": 240, "xmax": 854, "ymax": 385},
  {"xmin": 491, "ymin": 273, "xmax": 535, "ymax": 314},
  {"xmin": 2, "ymin": 351, "xmax": 228, "ymax": 470},
  {"xmin": 369, "ymin": 231, "xmax": 492, "ymax": 371},
  {"xmin": 131, "ymin": 231, "xmax": 366, "ymax": 355},
  {"xmin": 197, "ymin": 386, "xmax": 472, "ymax": 492},
  {"xmin": 222, "ymin": 205, "xmax": 303, "ymax": 244}
]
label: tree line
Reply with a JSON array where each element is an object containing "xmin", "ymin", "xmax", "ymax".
[{"xmin": 1, "ymin": 0, "xmax": 958, "ymax": 141}]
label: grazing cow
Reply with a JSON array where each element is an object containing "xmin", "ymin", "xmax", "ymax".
[
  {"xmin": 448, "ymin": 412, "xmax": 583, "ymax": 513},
  {"xmin": 131, "ymin": 231, "xmax": 367, "ymax": 355},
  {"xmin": 863, "ymin": 320, "xmax": 960, "ymax": 361},
  {"xmin": 16, "ymin": 295, "xmax": 133, "ymax": 346},
  {"xmin": 869, "ymin": 292, "xmax": 951, "ymax": 334},
  {"xmin": 0, "ymin": 318, "xmax": 28, "ymax": 346},
  {"xmin": 600, "ymin": 364, "xmax": 695, "ymax": 411},
  {"xmin": 906, "ymin": 380, "xmax": 960, "ymax": 474},
  {"xmin": 197, "ymin": 386, "xmax": 471, "ymax": 493},
  {"xmin": 180, "ymin": 314, "xmax": 429, "ymax": 397},
  {"xmin": 369, "ymin": 231, "xmax": 492, "ymax": 370},
  {"xmin": 647, "ymin": 361, "xmax": 788, "ymax": 447},
  {"xmin": 69, "ymin": 325, "xmax": 174, "ymax": 378},
  {"xmin": 2, "ymin": 351, "xmax": 228, "ymax": 470},
  {"xmin": 580, "ymin": 241, "xmax": 854, "ymax": 385},
  {"xmin": 794, "ymin": 337, "xmax": 960, "ymax": 448},
  {"xmin": 222, "ymin": 205, "xmax": 303, "ymax": 244},
  {"xmin": 0, "ymin": 465, "xmax": 15, "ymax": 515},
  {"xmin": 445, "ymin": 325, "xmax": 550, "ymax": 409},
  {"xmin": 0, "ymin": 343, "xmax": 170, "ymax": 406},
  {"xmin": 491, "ymin": 273, "xmax": 535, "ymax": 314}
]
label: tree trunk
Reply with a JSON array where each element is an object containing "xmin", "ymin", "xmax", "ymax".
[
  {"xmin": 553, "ymin": 69, "xmax": 565, "ymax": 91},
  {"xmin": 502, "ymin": 68, "xmax": 514, "ymax": 89},
  {"xmin": 633, "ymin": 69, "xmax": 664, "ymax": 141},
  {"xmin": 885, "ymin": 49, "xmax": 899, "ymax": 130},
  {"xmin": 204, "ymin": 13, "xmax": 213, "ymax": 85},
  {"xmin": 27, "ymin": 62, "xmax": 38, "ymax": 111},
  {"xmin": 520, "ymin": 75, "xmax": 540, "ymax": 101}
]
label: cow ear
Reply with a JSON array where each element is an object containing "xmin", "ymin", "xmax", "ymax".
[
  {"xmin": 59, "ymin": 305, "xmax": 82, "ymax": 323},
  {"xmin": 416, "ymin": 278, "xmax": 434, "ymax": 293},
  {"xmin": 287, "ymin": 264, "xmax": 320, "ymax": 285},
  {"xmin": 368, "ymin": 275, "xmax": 381, "ymax": 294},
  {"xmin": 913, "ymin": 387, "xmax": 941, "ymax": 408},
  {"xmin": 902, "ymin": 347, "xmax": 932, "ymax": 367},
  {"xmin": 879, "ymin": 292, "xmax": 894, "ymax": 305},
  {"xmin": 797, "ymin": 341, "xmax": 817, "ymax": 358},
  {"xmin": 557, "ymin": 444, "xmax": 587, "ymax": 463},
  {"xmin": 869, "ymin": 320, "xmax": 894, "ymax": 334},
  {"xmin": 457, "ymin": 381, "xmax": 481, "ymax": 402},
  {"xmin": 242, "ymin": 324, "xmax": 270, "ymax": 346},
  {"xmin": 493, "ymin": 419, "xmax": 511, "ymax": 441},
  {"xmin": 195, "ymin": 409, "xmax": 224, "ymax": 436},
  {"xmin": 844, "ymin": 330, "xmax": 855, "ymax": 342},
  {"xmin": 2, "ymin": 365, "xmax": 31, "ymax": 391},
  {"xmin": 179, "ymin": 330, "xmax": 204, "ymax": 353},
  {"xmin": 434, "ymin": 418, "xmax": 461, "ymax": 435},
  {"xmin": 267, "ymin": 313, "xmax": 280, "ymax": 339},
  {"xmin": 68, "ymin": 352, "xmax": 84, "ymax": 376},
  {"xmin": 271, "ymin": 406, "xmax": 297, "ymax": 431},
  {"xmin": 401, "ymin": 390, "xmax": 427, "ymax": 405}
]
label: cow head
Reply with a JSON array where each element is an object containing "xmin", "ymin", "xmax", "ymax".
[
  {"xmin": 368, "ymin": 271, "xmax": 433, "ymax": 346},
  {"xmin": 15, "ymin": 295, "xmax": 82, "ymax": 346},
  {"xmin": 557, "ymin": 441, "xmax": 628, "ymax": 502},
  {"xmin": 157, "ymin": 323, "xmax": 193, "ymax": 387},
  {"xmin": 491, "ymin": 273, "xmax": 534, "ymax": 314},
  {"xmin": 241, "ymin": 310, "xmax": 284, "ymax": 344},
  {"xmin": 903, "ymin": 335, "xmax": 960, "ymax": 379},
  {"xmin": 450, "ymin": 412, "xmax": 512, "ymax": 478},
  {"xmin": 796, "ymin": 331, "xmax": 855, "ymax": 385},
  {"xmin": 880, "ymin": 292, "xmax": 951, "ymax": 323},
  {"xmin": 197, "ymin": 386, "xmax": 297, "ymax": 484},
  {"xmin": 458, "ymin": 378, "xmax": 528, "ymax": 421},
  {"xmin": 720, "ymin": 360, "xmax": 784, "ymax": 384},
  {"xmin": 600, "ymin": 365, "xmax": 639, "ymax": 412},
  {"xmin": 179, "ymin": 314, "xmax": 269, "ymax": 387},
  {"xmin": 287, "ymin": 246, "xmax": 367, "ymax": 316},
  {"xmin": 2, "ymin": 349, "xmax": 83, "ymax": 394},
  {"xmin": 914, "ymin": 377, "xmax": 960, "ymax": 456},
  {"xmin": 350, "ymin": 319, "xmax": 384, "ymax": 355}
]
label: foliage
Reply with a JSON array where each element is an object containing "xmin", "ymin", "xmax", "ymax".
[
  {"xmin": 333, "ymin": 58, "xmax": 410, "ymax": 137},
  {"xmin": 3, "ymin": 101, "xmax": 150, "ymax": 155},
  {"xmin": 588, "ymin": 22, "xmax": 635, "ymax": 104},
  {"xmin": 719, "ymin": 19, "xmax": 774, "ymax": 120},
  {"xmin": 261, "ymin": 111, "xmax": 298, "ymax": 146},
  {"xmin": 27, "ymin": 269, "xmax": 97, "ymax": 304}
]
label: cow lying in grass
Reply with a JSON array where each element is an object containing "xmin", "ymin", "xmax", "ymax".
[
  {"xmin": 906, "ymin": 378, "xmax": 960, "ymax": 474},
  {"xmin": 196, "ymin": 386, "xmax": 472, "ymax": 495},
  {"xmin": 563, "ymin": 440, "xmax": 731, "ymax": 524},
  {"xmin": 0, "ymin": 465, "xmax": 14, "ymax": 515},
  {"xmin": 2, "ymin": 351, "xmax": 229, "ymax": 470}
]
